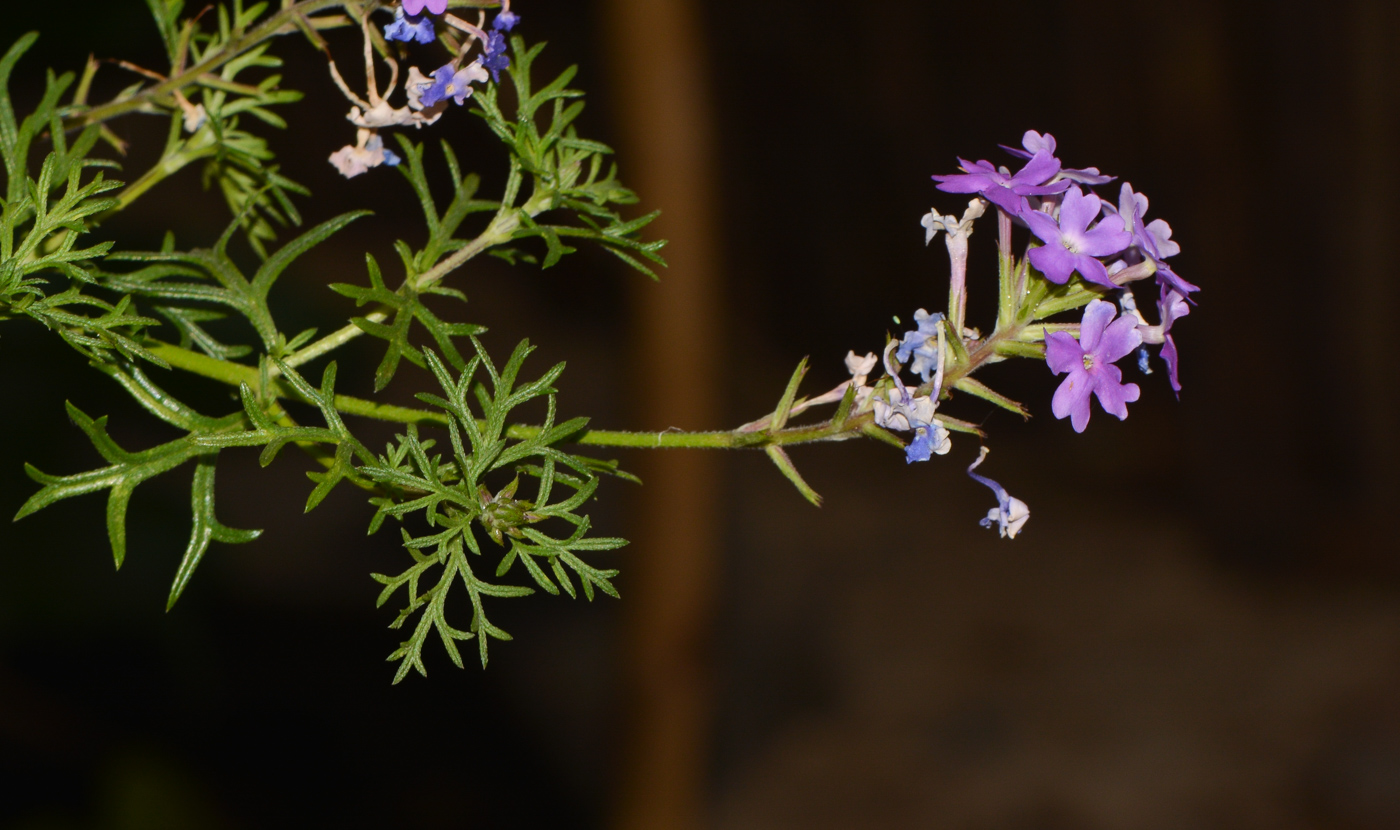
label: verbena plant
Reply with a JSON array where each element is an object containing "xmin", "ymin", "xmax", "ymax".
[{"xmin": 1, "ymin": 0, "xmax": 1196, "ymax": 683}]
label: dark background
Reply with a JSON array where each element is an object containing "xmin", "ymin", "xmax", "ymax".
[{"xmin": 3, "ymin": 1, "xmax": 1399, "ymax": 827}]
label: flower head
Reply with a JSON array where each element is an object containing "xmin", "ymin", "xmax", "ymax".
[
  {"xmin": 967, "ymin": 447, "xmax": 1029, "ymax": 539},
  {"xmin": 874, "ymin": 343, "xmax": 951, "ymax": 463},
  {"xmin": 385, "ymin": 7, "xmax": 435, "ymax": 44},
  {"xmin": 873, "ymin": 386, "xmax": 951, "ymax": 463},
  {"xmin": 1044, "ymin": 299, "xmax": 1142, "ymax": 432},
  {"xmin": 845, "ymin": 350, "xmax": 878, "ymax": 386},
  {"xmin": 1023, "ymin": 187, "xmax": 1132, "ymax": 287},
  {"xmin": 932, "ymin": 151, "xmax": 1069, "ymax": 213},
  {"xmin": 481, "ymin": 31, "xmax": 511, "ymax": 82},
  {"xmin": 895, "ymin": 309, "xmax": 944, "ymax": 382},
  {"xmin": 401, "ymin": 0, "xmax": 447, "ymax": 14},
  {"xmin": 328, "ymin": 129, "xmax": 401, "ymax": 179},
  {"xmin": 494, "ymin": 9, "xmax": 520, "ymax": 31},
  {"xmin": 421, "ymin": 61, "xmax": 489, "ymax": 108}
]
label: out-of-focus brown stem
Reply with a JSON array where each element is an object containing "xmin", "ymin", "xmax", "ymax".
[{"xmin": 601, "ymin": 0, "xmax": 723, "ymax": 828}]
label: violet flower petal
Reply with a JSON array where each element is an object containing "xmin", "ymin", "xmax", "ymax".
[
  {"xmin": 1044, "ymin": 331, "xmax": 1084, "ymax": 375},
  {"xmin": 1162, "ymin": 335, "xmax": 1182, "ymax": 394},
  {"xmin": 1057, "ymin": 187, "xmax": 1099, "ymax": 235},
  {"xmin": 1097, "ymin": 314, "xmax": 1144, "ymax": 363},
  {"xmin": 1079, "ymin": 299, "xmax": 1117, "ymax": 352},
  {"xmin": 1090, "ymin": 363, "xmax": 1140, "ymax": 420},
  {"xmin": 1014, "ymin": 150, "xmax": 1061, "ymax": 186},
  {"xmin": 1052, "ymin": 369, "xmax": 1094, "ymax": 432},
  {"xmin": 1028, "ymin": 243, "xmax": 1075, "ymax": 284}
]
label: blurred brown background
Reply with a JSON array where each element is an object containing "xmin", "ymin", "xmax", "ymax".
[{"xmin": 3, "ymin": 0, "xmax": 1399, "ymax": 827}]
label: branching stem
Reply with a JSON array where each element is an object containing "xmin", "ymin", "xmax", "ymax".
[{"xmin": 67, "ymin": 0, "xmax": 346, "ymax": 128}]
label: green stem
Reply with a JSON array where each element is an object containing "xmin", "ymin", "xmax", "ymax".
[
  {"xmin": 147, "ymin": 340, "xmax": 871, "ymax": 450},
  {"xmin": 283, "ymin": 195, "xmax": 523, "ymax": 370}
]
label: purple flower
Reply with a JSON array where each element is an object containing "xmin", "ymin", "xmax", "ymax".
[
  {"xmin": 932, "ymin": 151, "xmax": 1069, "ymax": 213},
  {"xmin": 966, "ymin": 447, "xmax": 1029, "ymax": 538},
  {"xmin": 895, "ymin": 309, "xmax": 943, "ymax": 382},
  {"xmin": 1023, "ymin": 187, "xmax": 1131, "ymax": 287},
  {"xmin": 1045, "ymin": 299, "xmax": 1142, "ymax": 432},
  {"xmin": 1157, "ymin": 285, "xmax": 1190, "ymax": 395},
  {"xmin": 494, "ymin": 9, "xmax": 520, "ymax": 31},
  {"xmin": 421, "ymin": 61, "xmax": 489, "ymax": 108},
  {"xmin": 481, "ymin": 31, "xmax": 510, "ymax": 82},
  {"xmin": 385, "ymin": 7, "xmax": 435, "ymax": 44},
  {"xmin": 401, "ymin": 0, "xmax": 446, "ymax": 14},
  {"xmin": 1104, "ymin": 183, "xmax": 1198, "ymax": 296},
  {"xmin": 999, "ymin": 130, "xmax": 1114, "ymax": 186}
]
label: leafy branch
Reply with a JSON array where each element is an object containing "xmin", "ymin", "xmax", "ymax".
[{"xmin": 362, "ymin": 340, "xmax": 626, "ymax": 682}]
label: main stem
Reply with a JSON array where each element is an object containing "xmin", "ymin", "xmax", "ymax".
[{"xmin": 148, "ymin": 340, "xmax": 866, "ymax": 450}]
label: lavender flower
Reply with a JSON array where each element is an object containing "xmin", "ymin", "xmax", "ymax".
[
  {"xmin": 999, "ymin": 130, "xmax": 1114, "ymax": 186},
  {"xmin": 1157, "ymin": 286, "xmax": 1190, "ymax": 395},
  {"xmin": 421, "ymin": 61, "xmax": 489, "ymax": 108},
  {"xmin": 966, "ymin": 447, "xmax": 1029, "ymax": 538},
  {"xmin": 932, "ymin": 151, "xmax": 1069, "ymax": 213},
  {"xmin": 1044, "ymin": 299, "xmax": 1142, "ymax": 432},
  {"xmin": 385, "ymin": 7, "xmax": 435, "ymax": 44},
  {"xmin": 1104, "ymin": 183, "xmax": 1197, "ymax": 296},
  {"xmin": 494, "ymin": 9, "xmax": 520, "ymax": 31},
  {"xmin": 1023, "ymin": 187, "xmax": 1132, "ymax": 287},
  {"xmin": 401, "ymin": 0, "xmax": 446, "ymax": 14},
  {"xmin": 481, "ymin": 31, "xmax": 510, "ymax": 82},
  {"xmin": 895, "ymin": 309, "xmax": 944, "ymax": 382}
]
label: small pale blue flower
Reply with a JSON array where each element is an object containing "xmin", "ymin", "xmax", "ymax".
[
  {"xmin": 493, "ymin": 10, "xmax": 520, "ymax": 31},
  {"xmin": 385, "ymin": 7, "xmax": 435, "ymax": 44},
  {"xmin": 895, "ymin": 309, "xmax": 943, "ymax": 382}
]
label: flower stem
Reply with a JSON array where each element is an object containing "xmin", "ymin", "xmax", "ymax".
[{"xmin": 147, "ymin": 341, "xmax": 874, "ymax": 450}]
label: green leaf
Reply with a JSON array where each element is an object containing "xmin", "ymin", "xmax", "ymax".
[
  {"xmin": 363, "ymin": 340, "xmax": 627, "ymax": 680},
  {"xmin": 770, "ymin": 357, "xmax": 809, "ymax": 433},
  {"xmin": 764, "ymin": 445, "xmax": 822, "ymax": 507},
  {"xmin": 952, "ymin": 377, "xmax": 1030, "ymax": 420},
  {"xmin": 15, "ymin": 398, "xmax": 257, "ymax": 599},
  {"xmin": 251, "ymin": 210, "xmax": 368, "ymax": 297},
  {"xmin": 167, "ymin": 459, "xmax": 262, "ymax": 610}
]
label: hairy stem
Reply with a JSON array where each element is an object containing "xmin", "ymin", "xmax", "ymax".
[{"xmin": 147, "ymin": 340, "xmax": 873, "ymax": 450}]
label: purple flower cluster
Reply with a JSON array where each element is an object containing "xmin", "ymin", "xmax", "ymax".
[
  {"xmin": 933, "ymin": 131, "xmax": 1192, "ymax": 296},
  {"xmin": 932, "ymin": 131, "xmax": 1199, "ymax": 427}
]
